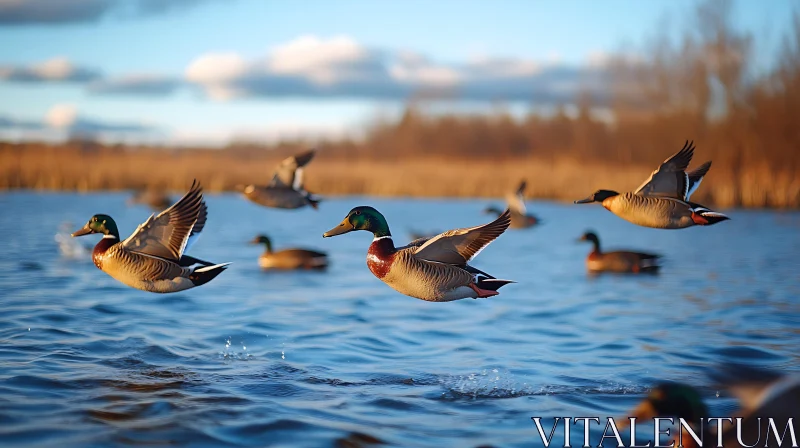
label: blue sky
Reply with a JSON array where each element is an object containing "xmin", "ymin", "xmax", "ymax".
[{"xmin": 0, "ymin": 0, "xmax": 795, "ymax": 145}]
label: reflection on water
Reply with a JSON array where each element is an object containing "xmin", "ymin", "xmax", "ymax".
[{"xmin": 0, "ymin": 192, "xmax": 798, "ymax": 447}]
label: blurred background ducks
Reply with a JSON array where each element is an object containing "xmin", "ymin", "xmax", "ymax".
[
  {"xmin": 72, "ymin": 180, "xmax": 229, "ymax": 293},
  {"xmin": 578, "ymin": 231, "xmax": 661, "ymax": 274},
  {"xmin": 323, "ymin": 206, "xmax": 514, "ymax": 302},
  {"xmin": 240, "ymin": 149, "xmax": 321, "ymax": 210},
  {"xmin": 619, "ymin": 364, "xmax": 798, "ymax": 448},
  {"xmin": 575, "ymin": 141, "xmax": 729, "ymax": 229},
  {"xmin": 485, "ymin": 180, "xmax": 541, "ymax": 228},
  {"xmin": 127, "ymin": 188, "xmax": 173, "ymax": 211},
  {"xmin": 250, "ymin": 234, "xmax": 328, "ymax": 270}
]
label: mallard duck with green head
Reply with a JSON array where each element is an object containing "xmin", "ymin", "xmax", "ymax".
[
  {"xmin": 619, "ymin": 366, "xmax": 799, "ymax": 447},
  {"xmin": 250, "ymin": 234, "xmax": 328, "ymax": 270},
  {"xmin": 240, "ymin": 149, "xmax": 321, "ymax": 210},
  {"xmin": 72, "ymin": 180, "xmax": 229, "ymax": 293},
  {"xmin": 323, "ymin": 207, "xmax": 514, "ymax": 302},
  {"xmin": 575, "ymin": 141, "xmax": 729, "ymax": 229}
]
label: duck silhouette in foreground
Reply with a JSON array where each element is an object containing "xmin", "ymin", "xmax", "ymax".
[
  {"xmin": 323, "ymin": 207, "xmax": 514, "ymax": 302},
  {"xmin": 240, "ymin": 149, "xmax": 321, "ymax": 210},
  {"xmin": 250, "ymin": 234, "xmax": 328, "ymax": 270},
  {"xmin": 72, "ymin": 180, "xmax": 229, "ymax": 292},
  {"xmin": 575, "ymin": 141, "xmax": 729, "ymax": 229},
  {"xmin": 619, "ymin": 365, "xmax": 799, "ymax": 448},
  {"xmin": 578, "ymin": 231, "xmax": 661, "ymax": 274},
  {"xmin": 485, "ymin": 180, "xmax": 541, "ymax": 228}
]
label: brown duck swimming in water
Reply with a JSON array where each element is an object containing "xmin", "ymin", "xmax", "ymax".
[
  {"xmin": 485, "ymin": 180, "xmax": 541, "ymax": 228},
  {"xmin": 240, "ymin": 149, "xmax": 321, "ymax": 210},
  {"xmin": 323, "ymin": 207, "xmax": 514, "ymax": 302},
  {"xmin": 575, "ymin": 141, "xmax": 729, "ymax": 229},
  {"xmin": 578, "ymin": 231, "xmax": 661, "ymax": 274},
  {"xmin": 619, "ymin": 365, "xmax": 799, "ymax": 448},
  {"xmin": 250, "ymin": 234, "xmax": 328, "ymax": 270},
  {"xmin": 127, "ymin": 189, "xmax": 173, "ymax": 211}
]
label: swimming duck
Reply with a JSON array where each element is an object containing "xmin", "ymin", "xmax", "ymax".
[
  {"xmin": 240, "ymin": 149, "xmax": 321, "ymax": 210},
  {"xmin": 72, "ymin": 180, "xmax": 229, "ymax": 293},
  {"xmin": 485, "ymin": 180, "xmax": 541, "ymax": 228},
  {"xmin": 620, "ymin": 367, "xmax": 799, "ymax": 448},
  {"xmin": 575, "ymin": 141, "xmax": 729, "ymax": 229},
  {"xmin": 127, "ymin": 189, "xmax": 173, "ymax": 211},
  {"xmin": 322, "ymin": 207, "xmax": 514, "ymax": 302},
  {"xmin": 578, "ymin": 231, "xmax": 661, "ymax": 274},
  {"xmin": 250, "ymin": 234, "xmax": 328, "ymax": 270}
]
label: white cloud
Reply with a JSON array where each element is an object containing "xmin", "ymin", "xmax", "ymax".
[
  {"xmin": 45, "ymin": 104, "xmax": 78, "ymax": 128},
  {"xmin": 183, "ymin": 35, "xmax": 613, "ymax": 104},
  {"xmin": 0, "ymin": 57, "xmax": 100, "ymax": 82},
  {"xmin": 185, "ymin": 52, "xmax": 248, "ymax": 83}
]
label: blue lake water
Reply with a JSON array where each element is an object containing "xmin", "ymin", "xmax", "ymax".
[{"xmin": 0, "ymin": 192, "xmax": 798, "ymax": 447}]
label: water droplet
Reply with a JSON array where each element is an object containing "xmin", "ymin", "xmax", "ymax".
[
  {"xmin": 715, "ymin": 390, "xmax": 720, "ymax": 398},
  {"xmin": 281, "ymin": 350, "xmax": 285, "ymax": 360}
]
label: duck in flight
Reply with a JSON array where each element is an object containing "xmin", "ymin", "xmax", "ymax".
[
  {"xmin": 574, "ymin": 141, "xmax": 729, "ymax": 229},
  {"xmin": 240, "ymin": 149, "xmax": 321, "ymax": 210},
  {"xmin": 323, "ymin": 207, "xmax": 514, "ymax": 302},
  {"xmin": 485, "ymin": 180, "xmax": 541, "ymax": 228},
  {"xmin": 72, "ymin": 180, "xmax": 229, "ymax": 293}
]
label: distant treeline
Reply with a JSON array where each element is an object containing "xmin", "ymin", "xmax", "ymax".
[{"xmin": 1, "ymin": 2, "xmax": 799, "ymax": 208}]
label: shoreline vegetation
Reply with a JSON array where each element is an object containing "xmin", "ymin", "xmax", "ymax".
[
  {"xmin": 1, "ymin": 140, "xmax": 797, "ymax": 208},
  {"xmin": 2, "ymin": 2, "xmax": 799, "ymax": 208}
]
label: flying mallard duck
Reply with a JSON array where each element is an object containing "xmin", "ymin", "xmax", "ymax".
[
  {"xmin": 485, "ymin": 180, "xmax": 541, "ymax": 228},
  {"xmin": 127, "ymin": 189, "xmax": 173, "ymax": 211},
  {"xmin": 620, "ymin": 366, "xmax": 799, "ymax": 448},
  {"xmin": 250, "ymin": 234, "xmax": 328, "ymax": 270},
  {"xmin": 72, "ymin": 180, "xmax": 229, "ymax": 293},
  {"xmin": 578, "ymin": 231, "xmax": 661, "ymax": 274},
  {"xmin": 575, "ymin": 141, "xmax": 729, "ymax": 229},
  {"xmin": 322, "ymin": 207, "xmax": 514, "ymax": 302},
  {"xmin": 240, "ymin": 149, "xmax": 321, "ymax": 210}
]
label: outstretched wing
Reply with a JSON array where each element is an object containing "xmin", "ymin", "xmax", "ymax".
[
  {"xmin": 685, "ymin": 161, "xmax": 711, "ymax": 200},
  {"xmin": 121, "ymin": 180, "xmax": 205, "ymax": 261},
  {"xmin": 184, "ymin": 200, "xmax": 207, "ymax": 253},
  {"xmin": 268, "ymin": 149, "xmax": 316, "ymax": 190},
  {"xmin": 505, "ymin": 180, "xmax": 528, "ymax": 215},
  {"xmin": 413, "ymin": 209, "xmax": 511, "ymax": 265},
  {"xmin": 634, "ymin": 141, "xmax": 695, "ymax": 199}
]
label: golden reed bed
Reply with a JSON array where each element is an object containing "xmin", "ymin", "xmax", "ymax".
[{"xmin": 1, "ymin": 144, "xmax": 798, "ymax": 208}]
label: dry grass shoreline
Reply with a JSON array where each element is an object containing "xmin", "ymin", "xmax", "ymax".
[{"xmin": 2, "ymin": 144, "xmax": 797, "ymax": 208}]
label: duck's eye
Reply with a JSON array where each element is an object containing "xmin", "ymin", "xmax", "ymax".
[
  {"xmin": 355, "ymin": 211, "xmax": 361, "ymax": 215},
  {"xmin": 92, "ymin": 217, "xmax": 97, "ymax": 222}
]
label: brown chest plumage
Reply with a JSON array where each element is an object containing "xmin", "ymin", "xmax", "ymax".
[
  {"xmin": 92, "ymin": 238, "xmax": 117, "ymax": 270},
  {"xmin": 367, "ymin": 238, "xmax": 395, "ymax": 279}
]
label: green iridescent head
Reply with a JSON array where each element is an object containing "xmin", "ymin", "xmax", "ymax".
[
  {"xmin": 72, "ymin": 214, "xmax": 120, "ymax": 239},
  {"xmin": 323, "ymin": 206, "xmax": 391, "ymax": 238},
  {"xmin": 250, "ymin": 234, "xmax": 273, "ymax": 252},
  {"xmin": 628, "ymin": 383, "xmax": 709, "ymax": 422}
]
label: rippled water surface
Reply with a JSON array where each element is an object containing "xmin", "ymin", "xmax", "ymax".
[{"xmin": 1, "ymin": 192, "xmax": 799, "ymax": 447}]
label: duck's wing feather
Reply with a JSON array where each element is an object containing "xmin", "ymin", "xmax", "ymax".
[
  {"xmin": 505, "ymin": 180, "xmax": 528, "ymax": 215},
  {"xmin": 413, "ymin": 209, "xmax": 511, "ymax": 265},
  {"xmin": 268, "ymin": 149, "xmax": 316, "ymax": 190},
  {"xmin": 184, "ymin": 200, "xmax": 207, "ymax": 253},
  {"xmin": 121, "ymin": 180, "xmax": 204, "ymax": 262},
  {"xmin": 685, "ymin": 161, "xmax": 711, "ymax": 200},
  {"xmin": 634, "ymin": 140, "xmax": 695, "ymax": 199}
]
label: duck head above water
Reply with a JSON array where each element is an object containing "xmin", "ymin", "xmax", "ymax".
[
  {"xmin": 250, "ymin": 234, "xmax": 273, "ymax": 252},
  {"xmin": 323, "ymin": 206, "xmax": 391, "ymax": 238}
]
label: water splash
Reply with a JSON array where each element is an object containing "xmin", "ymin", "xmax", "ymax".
[{"xmin": 219, "ymin": 337, "xmax": 252, "ymax": 361}]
